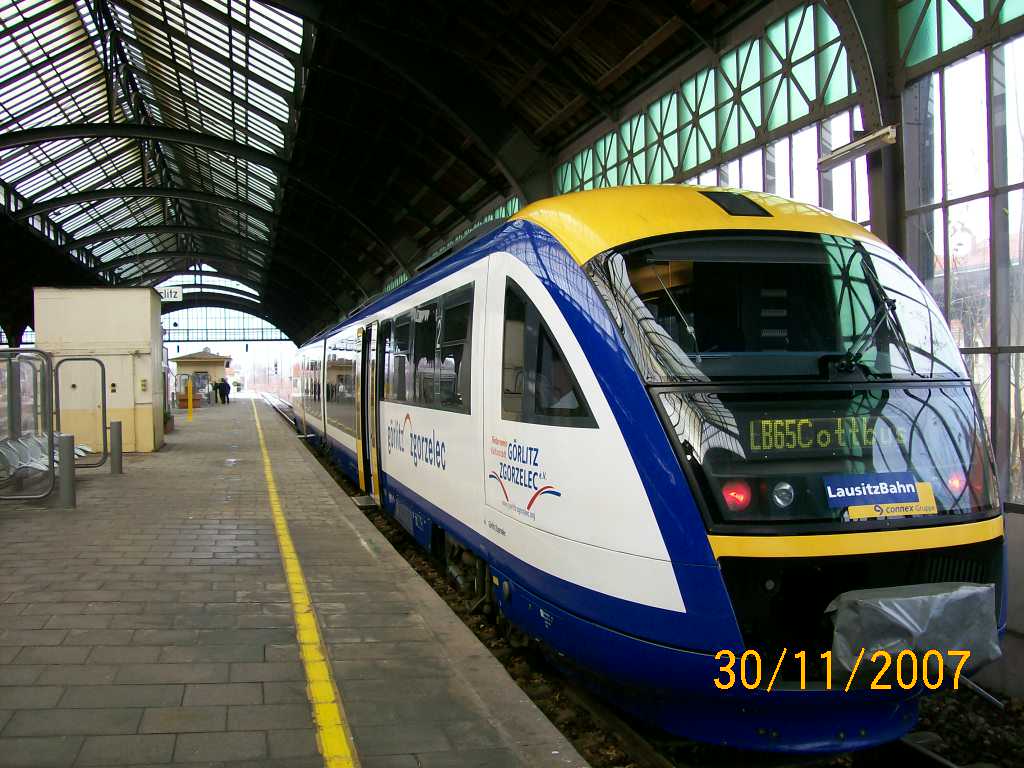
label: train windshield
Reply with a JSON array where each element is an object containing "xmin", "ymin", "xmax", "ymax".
[
  {"xmin": 586, "ymin": 232, "xmax": 965, "ymax": 383},
  {"xmin": 586, "ymin": 232, "xmax": 999, "ymax": 529}
]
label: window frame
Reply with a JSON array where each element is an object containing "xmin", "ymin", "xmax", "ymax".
[
  {"xmin": 381, "ymin": 282, "xmax": 476, "ymax": 415},
  {"xmin": 500, "ymin": 277, "xmax": 596, "ymax": 429}
]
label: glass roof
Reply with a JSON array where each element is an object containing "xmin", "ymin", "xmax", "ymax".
[{"xmin": 0, "ymin": 0, "xmax": 305, "ymax": 284}]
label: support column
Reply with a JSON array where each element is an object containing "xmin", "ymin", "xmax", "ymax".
[
  {"xmin": 1, "ymin": 321, "xmax": 27, "ymax": 349},
  {"xmin": 828, "ymin": 0, "xmax": 905, "ymax": 251}
]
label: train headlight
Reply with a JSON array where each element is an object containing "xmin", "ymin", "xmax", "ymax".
[{"xmin": 771, "ymin": 481, "xmax": 795, "ymax": 509}]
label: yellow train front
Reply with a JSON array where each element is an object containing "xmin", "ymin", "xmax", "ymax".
[{"xmin": 293, "ymin": 185, "xmax": 1005, "ymax": 753}]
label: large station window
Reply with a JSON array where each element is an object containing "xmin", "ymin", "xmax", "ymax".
[
  {"xmin": 901, "ymin": 34, "xmax": 1024, "ymax": 505},
  {"xmin": 383, "ymin": 284, "xmax": 475, "ymax": 413},
  {"xmin": 501, "ymin": 280, "xmax": 593, "ymax": 427}
]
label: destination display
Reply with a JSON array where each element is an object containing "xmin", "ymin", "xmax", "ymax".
[{"xmin": 746, "ymin": 416, "xmax": 909, "ymax": 456}]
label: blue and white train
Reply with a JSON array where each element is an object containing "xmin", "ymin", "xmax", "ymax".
[{"xmin": 285, "ymin": 185, "xmax": 1006, "ymax": 752}]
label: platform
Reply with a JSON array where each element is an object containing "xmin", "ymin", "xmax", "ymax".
[{"xmin": 0, "ymin": 395, "xmax": 586, "ymax": 768}]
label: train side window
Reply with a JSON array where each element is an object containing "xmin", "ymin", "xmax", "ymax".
[
  {"xmin": 439, "ymin": 285, "xmax": 473, "ymax": 412},
  {"xmin": 501, "ymin": 279, "xmax": 594, "ymax": 427},
  {"xmin": 391, "ymin": 315, "xmax": 411, "ymax": 402},
  {"xmin": 412, "ymin": 303, "xmax": 438, "ymax": 405}
]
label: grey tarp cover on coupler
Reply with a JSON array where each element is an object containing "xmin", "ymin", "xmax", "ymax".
[{"xmin": 827, "ymin": 582, "xmax": 1001, "ymax": 677}]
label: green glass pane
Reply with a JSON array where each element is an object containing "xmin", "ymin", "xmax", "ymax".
[
  {"xmin": 900, "ymin": 0, "xmax": 938, "ymax": 65},
  {"xmin": 718, "ymin": 102, "xmax": 737, "ymax": 151},
  {"xmin": 815, "ymin": 4, "xmax": 841, "ymax": 44},
  {"xmin": 680, "ymin": 124, "xmax": 697, "ymax": 171},
  {"xmin": 572, "ymin": 148, "xmax": 593, "ymax": 185},
  {"xmin": 720, "ymin": 48, "xmax": 738, "ymax": 94},
  {"xmin": 716, "ymin": 66, "xmax": 732, "ymax": 107},
  {"xmin": 790, "ymin": 6, "xmax": 814, "ymax": 61},
  {"xmin": 621, "ymin": 158, "xmax": 642, "ymax": 185},
  {"xmin": 792, "ymin": 57, "xmax": 816, "ymax": 101},
  {"xmin": 766, "ymin": 15, "xmax": 787, "ymax": 59},
  {"xmin": 788, "ymin": 76, "xmax": 811, "ymax": 121},
  {"xmin": 646, "ymin": 145, "xmax": 665, "ymax": 183},
  {"xmin": 819, "ymin": 41, "xmax": 852, "ymax": 104},
  {"xmin": 765, "ymin": 73, "xmax": 788, "ymax": 130},
  {"xmin": 698, "ymin": 112, "xmax": 715, "ymax": 163},
  {"xmin": 940, "ymin": 0, "xmax": 975, "ymax": 50},
  {"xmin": 555, "ymin": 163, "xmax": 573, "ymax": 194},
  {"xmin": 664, "ymin": 132, "xmax": 679, "ymax": 177},
  {"xmin": 650, "ymin": 92, "xmax": 678, "ymax": 135},
  {"xmin": 595, "ymin": 130, "xmax": 618, "ymax": 172},
  {"xmin": 620, "ymin": 113, "xmax": 644, "ymax": 155},
  {"xmin": 738, "ymin": 91, "xmax": 758, "ymax": 144},
  {"xmin": 763, "ymin": 20, "xmax": 785, "ymax": 75},
  {"xmin": 957, "ymin": 0, "xmax": 984, "ymax": 21},
  {"xmin": 740, "ymin": 86, "xmax": 762, "ymax": 132},
  {"xmin": 603, "ymin": 162, "xmax": 619, "ymax": 187},
  {"xmin": 695, "ymin": 69, "xmax": 715, "ymax": 114},
  {"xmin": 1001, "ymin": 0, "xmax": 1024, "ymax": 22},
  {"xmin": 739, "ymin": 40, "xmax": 760, "ymax": 91},
  {"xmin": 680, "ymin": 79, "xmax": 696, "ymax": 122}
]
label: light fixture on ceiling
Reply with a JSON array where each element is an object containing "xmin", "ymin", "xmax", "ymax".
[{"xmin": 817, "ymin": 124, "xmax": 898, "ymax": 172}]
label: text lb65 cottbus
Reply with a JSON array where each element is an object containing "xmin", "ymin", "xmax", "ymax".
[{"xmin": 713, "ymin": 649, "xmax": 971, "ymax": 693}]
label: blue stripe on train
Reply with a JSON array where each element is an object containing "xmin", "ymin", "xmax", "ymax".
[{"xmin": 380, "ymin": 472, "xmax": 738, "ymax": 651}]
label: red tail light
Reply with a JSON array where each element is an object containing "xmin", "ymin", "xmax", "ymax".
[
  {"xmin": 721, "ymin": 480, "xmax": 752, "ymax": 512},
  {"xmin": 947, "ymin": 470, "xmax": 966, "ymax": 495}
]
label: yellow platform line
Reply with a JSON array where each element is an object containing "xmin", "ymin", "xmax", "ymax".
[{"xmin": 251, "ymin": 400, "xmax": 359, "ymax": 768}]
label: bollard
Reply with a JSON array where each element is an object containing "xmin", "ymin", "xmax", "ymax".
[
  {"xmin": 58, "ymin": 433, "xmax": 76, "ymax": 508},
  {"xmin": 110, "ymin": 420, "xmax": 123, "ymax": 475}
]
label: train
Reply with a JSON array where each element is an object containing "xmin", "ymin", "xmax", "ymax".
[{"xmin": 281, "ymin": 185, "xmax": 1006, "ymax": 753}]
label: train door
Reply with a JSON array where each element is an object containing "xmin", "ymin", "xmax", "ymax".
[{"xmin": 356, "ymin": 322, "xmax": 381, "ymax": 500}]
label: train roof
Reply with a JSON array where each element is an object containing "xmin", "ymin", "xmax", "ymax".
[
  {"xmin": 513, "ymin": 184, "xmax": 883, "ymax": 266},
  {"xmin": 303, "ymin": 185, "xmax": 883, "ymax": 346}
]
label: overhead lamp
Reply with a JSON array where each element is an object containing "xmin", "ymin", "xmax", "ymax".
[{"xmin": 817, "ymin": 124, "xmax": 898, "ymax": 172}]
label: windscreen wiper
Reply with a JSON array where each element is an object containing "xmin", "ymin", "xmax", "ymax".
[
  {"xmin": 861, "ymin": 260, "xmax": 918, "ymax": 376},
  {"xmin": 833, "ymin": 266, "xmax": 918, "ymax": 376},
  {"xmin": 837, "ymin": 298, "xmax": 896, "ymax": 372}
]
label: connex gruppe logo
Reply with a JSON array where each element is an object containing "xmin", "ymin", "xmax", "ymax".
[{"xmin": 386, "ymin": 413, "xmax": 446, "ymax": 470}]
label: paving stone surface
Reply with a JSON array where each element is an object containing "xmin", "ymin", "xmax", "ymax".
[{"xmin": 0, "ymin": 396, "xmax": 585, "ymax": 767}]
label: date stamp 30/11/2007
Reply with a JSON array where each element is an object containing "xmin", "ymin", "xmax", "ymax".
[{"xmin": 713, "ymin": 648, "xmax": 971, "ymax": 693}]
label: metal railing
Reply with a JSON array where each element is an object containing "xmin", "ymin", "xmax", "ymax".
[{"xmin": 0, "ymin": 349, "xmax": 55, "ymax": 501}]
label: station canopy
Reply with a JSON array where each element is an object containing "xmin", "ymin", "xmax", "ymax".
[{"xmin": 0, "ymin": 0, "xmax": 764, "ymax": 340}]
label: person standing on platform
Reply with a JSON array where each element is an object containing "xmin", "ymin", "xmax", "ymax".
[
  {"xmin": 220, "ymin": 378, "xmax": 231, "ymax": 404},
  {"xmin": 210, "ymin": 382, "xmax": 219, "ymax": 404}
]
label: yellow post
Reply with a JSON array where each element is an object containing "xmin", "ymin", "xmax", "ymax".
[{"xmin": 186, "ymin": 375, "xmax": 193, "ymax": 422}]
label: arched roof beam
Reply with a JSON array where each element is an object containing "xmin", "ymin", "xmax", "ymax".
[
  {"xmin": 122, "ymin": 266, "xmax": 331, "ymax": 313},
  {"xmin": 0, "ymin": 124, "xmax": 288, "ymax": 176},
  {"xmin": 15, "ymin": 187, "xmax": 277, "ymax": 225},
  {"xmin": 62, "ymin": 224, "xmax": 269, "ymax": 254},
  {"xmin": 91, "ymin": 251, "xmax": 264, "ymax": 276},
  {"xmin": 95, "ymin": 249, "xmax": 356, "ymax": 311},
  {"xmin": 75, "ymin": 237, "xmax": 346, "ymax": 313},
  {"xmin": 127, "ymin": 269, "xmax": 264, "ymax": 294}
]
